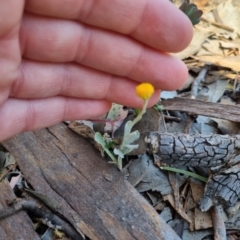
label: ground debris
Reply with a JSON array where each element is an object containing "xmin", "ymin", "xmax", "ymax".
[
  {"xmin": 0, "ymin": 181, "xmax": 40, "ymax": 240},
  {"xmin": 145, "ymin": 132, "xmax": 240, "ymax": 211},
  {"xmin": 199, "ymin": 163, "xmax": 240, "ymax": 211},
  {"xmin": 3, "ymin": 124, "xmax": 181, "ymax": 240}
]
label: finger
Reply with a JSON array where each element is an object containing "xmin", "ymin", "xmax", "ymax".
[
  {"xmin": 12, "ymin": 60, "xmax": 161, "ymax": 108},
  {"xmin": 0, "ymin": 0, "xmax": 24, "ymax": 37},
  {"xmin": 25, "ymin": 0, "xmax": 193, "ymax": 52},
  {"xmin": 21, "ymin": 15, "xmax": 188, "ymax": 89},
  {"xmin": 0, "ymin": 0, "xmax": 24, "ymax": 103},
  {"xmin": 0, "ymin": 97, "xmax": 111, "ymax": 142}
]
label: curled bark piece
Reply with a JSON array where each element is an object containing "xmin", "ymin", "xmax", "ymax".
[
  {"xmin": 145, "ymin": 132, "xmax": 240, "ymax": 211},
  {"xmin": 145, "ymin": 133, "xmax": 240, "ymax": 168},
  {"xmin": 199, "ymin": 164, "xmax": 240, "ymax": 211}
]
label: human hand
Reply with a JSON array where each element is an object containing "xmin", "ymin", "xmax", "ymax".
[{"xmin": 0, "ymin": 0, "xmax": 192, "ymax": 141}]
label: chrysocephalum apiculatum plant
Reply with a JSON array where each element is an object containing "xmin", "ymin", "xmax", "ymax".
[{"xmin": 94, "ymin": 83, "xmax": 154, "ymax": 170}]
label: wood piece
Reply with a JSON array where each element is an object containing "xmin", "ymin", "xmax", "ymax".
[
  {"xmin": 211, "ymin": 206, "xmax": 226, "ymax": 240},
  {"xmin": 0, "ymin": 180, "xmax": 40, "ymax": 240},
  {"xmin": 0, "ymin": 193, "xmax": 82, "ymax": 239},
  {"xmin": 3, "ymin": 124, "xmax": 180, "ymax": 240},
  {"xmin": 146, "ymin": 132, "xmax": 240, "ymax": 168},
  {"xmin": 145, "ymin": 132, "xmax": 240, "ymax": 211},
  {"xmin": 161, "ymin": 97, "xmax": 240, "ymax": 122},
  {"xmin": 199, "ymin": 163, "xmax": 240, "ymax": 211}
]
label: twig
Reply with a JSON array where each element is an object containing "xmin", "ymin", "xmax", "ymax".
[
  {"xmin": 201, "ymin": 17, "xmax": 234, "ymax": 32},
  {"xmin": 160, "ymin": 111, "xmax": 167, "ymax": 132},
  {"xmin": 0, "ymin": 196, "xmax": 83, "ymax": 240},
  {"xmin": 161, "ymin": 97, "xmax": 240, "ymax": 122},
  {"xmin": 163, "ymin": 115, "xmax": 182, "ymax": 123},
  {"xmin": 211, "ymin": 206, "xmax": 226, "ymax": 240}
]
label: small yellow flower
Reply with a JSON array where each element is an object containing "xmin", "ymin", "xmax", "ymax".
[{"xmin": 136, "ymin": 83, "xmax": 154, "ymax": 100}]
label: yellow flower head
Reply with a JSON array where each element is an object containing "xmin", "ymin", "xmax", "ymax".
[{"xmin": 136, "ymin": 83, "xmax": 154, "ymax": 100}]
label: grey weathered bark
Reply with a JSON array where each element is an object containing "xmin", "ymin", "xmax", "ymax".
[
  {"xmin": 146, "ymin": 133, "xmax": 240, "ymax": 169},
  {"xmin": 145, "ymin": 132, "xmax": 240, "ymax": 211},
  {"xmin": 160, "ymin": 97, "xmax": 240, "ymax": 123},
  {"xmin": 2, "ymin": 124, "xmax": 181, "ymax": 240},
  {"xmin": 199, "ymin": 163, "xmax": 240, "ymax": 211}
]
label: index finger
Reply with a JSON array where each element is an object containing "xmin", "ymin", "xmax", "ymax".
[{"xmin": 25, "ymin": 0, "xmax": 193, "ymax": 53}]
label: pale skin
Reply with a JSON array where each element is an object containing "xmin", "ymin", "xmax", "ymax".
[{"xmin": 0, "ymin": 0, "xmax": 193, "ymax": 141}]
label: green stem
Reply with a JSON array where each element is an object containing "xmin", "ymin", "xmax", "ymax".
[
  {"xmin": 104, "ymin": 148, "xmax": 118, "ymax": 164},
  {"xmin": 117, "ymin": 155, "xmax": 122, "ymax": 171},
  {"xmin": 161, "ymin": 166, "xmax": 208, "ymax": 183},
  {"xmin": 131, "ymin": 100, "xmax": 148, "ymax": 127}
]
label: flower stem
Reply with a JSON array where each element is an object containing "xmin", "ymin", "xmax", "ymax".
[{"xmin": 131, "ymin": 100, "xmax": 148, "ymax": 127}]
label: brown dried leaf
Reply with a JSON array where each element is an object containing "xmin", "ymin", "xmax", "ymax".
[
  {"xmin": 128, "ymin": 155, "xmax": 172, "ymax": 195},
  {"xmin": 194, "ymin": 208, "xmax": 212, "ymax": 230},
  {"xmin": 193, "ymin": 55, "xmax": 240, "ymax": 72},
  {"xmin": 211, "ymin": 118, "xmax": 240, "ymax": 134},
  {"xmin": 68, "ymin": 121, "xmax": 104, "ymax": 156},
  {"xmin": 163, "ymin": 194, "xmax": 193, "ymax": 226},
  {"xmin": 219, "ymin": 40, "xmax": 240, "ymax": 51},
  {"xmin": 174, "ymin": 27, "xmax": 213, "ymax": 59},
  {"xmin": 68, "ymin": 121, "xmax": 95, "ymax": 139},
  {"xmin": 216, "ymin": 0, "xmax": 240, "ymax": 37},
  {"xmin": 198, "ymin": 39, "xmax": 225, "ymax": 56},
  {"xmin": 189, "ymin": 181, "xmax": 205, "ymax": 203},
  {"xmin": 192, "ymin": 0, "xmax": 209, "ymax": 8}
]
